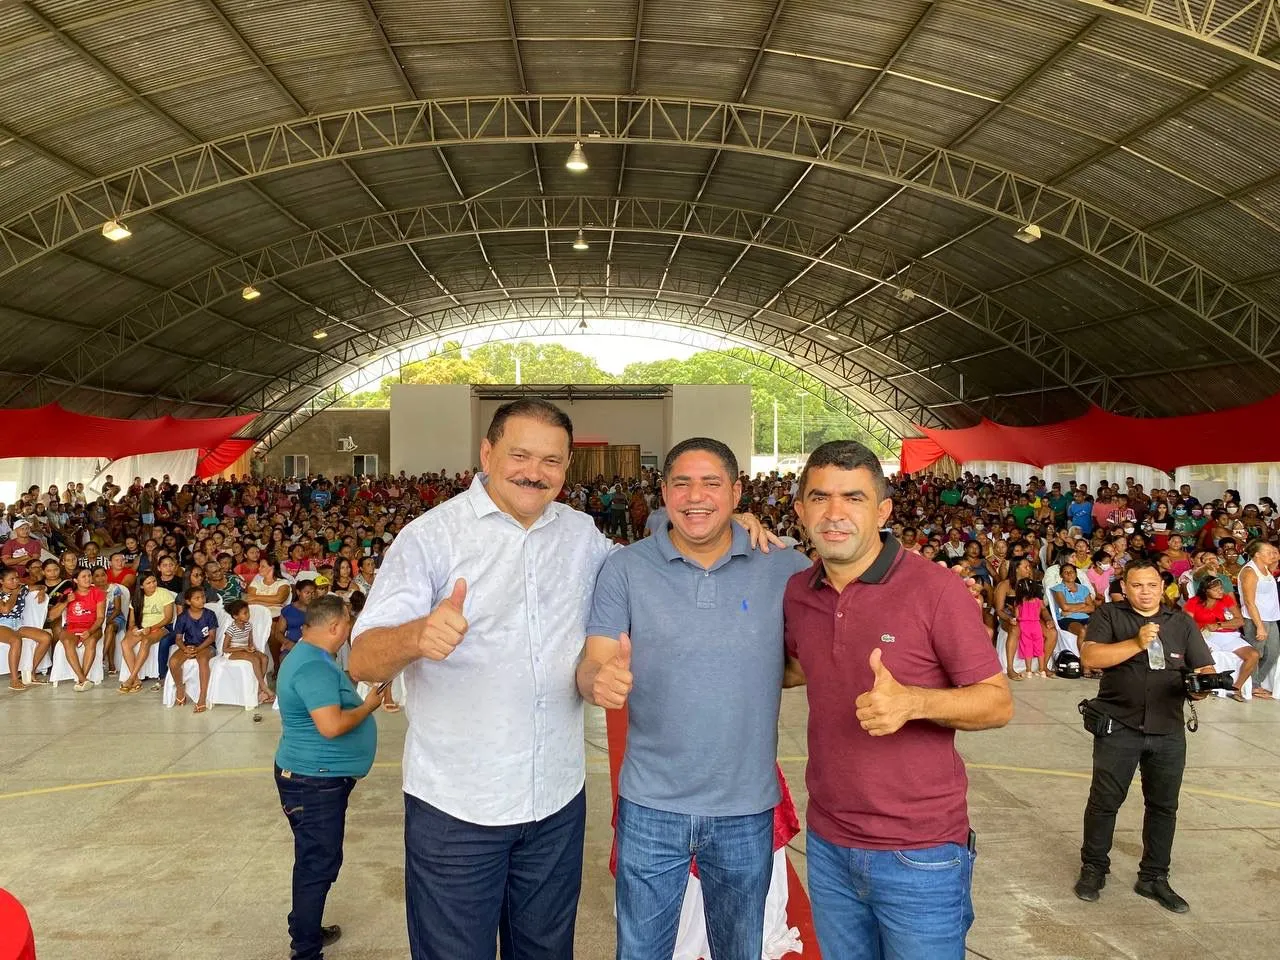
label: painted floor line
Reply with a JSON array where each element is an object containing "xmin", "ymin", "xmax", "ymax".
[{"xmin": 2, "ymin": 757, "xmax": 1278, "ymax": 810}]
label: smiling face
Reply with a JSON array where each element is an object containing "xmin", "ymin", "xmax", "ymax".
[
  {"xmin": 794, "ymin": 465, "xmax": 892, "ymax": 569},
  {"xmin": 661, "ymin": 448, "xmax": 740, "ymax": 549},
  {"xmin": 479, "ymin": 414, "xmax": 570, "ymax": 527}
]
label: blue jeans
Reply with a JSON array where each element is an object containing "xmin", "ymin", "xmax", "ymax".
[
  {"xmin": 806, "ymin": 829, "xmax": 975, "ymax": 960},
  {"xmin": 274, "ymin": 766, "xmax": 357, "ymax": 960},
  {"xmin": 155, "ymin": 627, "xmax": 175, "ymax": 678},
  {"xmin": 614, "ymin": 798, "xmax": 774, "ymax": 960},
  {"xmin": 404, "ymin": 788, "xmax": 585, "ymax": 960}
]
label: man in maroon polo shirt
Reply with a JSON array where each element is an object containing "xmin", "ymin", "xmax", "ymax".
[{"xmin": 783, "ymin": 440, "xmax": 1012, "ymax": 960}]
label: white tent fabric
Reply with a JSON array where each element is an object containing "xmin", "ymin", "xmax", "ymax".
[{"xmin": 0, "ymin": 450, "xmax": 198, "ymax": 501}]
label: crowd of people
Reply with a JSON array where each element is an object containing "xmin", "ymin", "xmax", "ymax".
[{"xmin": 1, "ymin": 466, "xmax": 1275, "ymax": 704}]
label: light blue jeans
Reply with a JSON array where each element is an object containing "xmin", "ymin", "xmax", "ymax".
[
  {"xmin": 614, "ymin": 797, "xmax": 774, "ymax": 960},
  {"xmin": 806, "ymin": 829, "xmax": 976, "ymax": 960}
]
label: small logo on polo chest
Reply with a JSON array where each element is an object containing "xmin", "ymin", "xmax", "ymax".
[{"xmin": 880, "ymin": 634, "xmax": 896, "ymax": 643}]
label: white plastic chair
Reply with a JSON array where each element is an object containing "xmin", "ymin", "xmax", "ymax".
[
  {"xmin": 0, "ymin": 594, "xmax": 52, "ymax": 681},
  {"xmin": 1044, "ymin": 590, "xmax": 1082, "ymax": 664},
  {"xmin": 162, "ymin": 610, "xmax": 222, "ymax": 708},
  {"xmin": 49, "ymin": 634, "xmax": 105, "ymax": 686},
  {"xmin": 204, "ymin": 606, "xmax": 272, "ymax": 710}
]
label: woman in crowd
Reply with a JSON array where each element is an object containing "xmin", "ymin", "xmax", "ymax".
[
  {"xmin": 155, "ymin": 555, "xmax": 185, "ymax": 598},
  {"xmin": 119, "ymin": 572, "xmax": 175, "ymax": 693},
  {"xmin": 1050, "ymin": 562, "xmax": 1094, "ymax": 644},
  {"xmin": 92, "ymin": 567, "xmax": 129, "ymax": 678},
  {"xmin": 182, "ymin": 564, "xmax": 219, "ymax": 605},
  {"xmin": 1165, "ymin": 532, "xmax": 1193, "ymax": 578},
  {"xmin": 996, "ymin": 558, "xmax": 1034, "ymax": 681},
  {"xmin": 246, "ymin": 559, "xmax": 291, "ymax": 619},
  {"xmin": 57, "ymin": 567, "xmax": 105, "ymax": 692},
  {"xmin": 1085, "ymin": 550, "xmax": 1114, "ymax": 600},
  {"xmin": 0, "ymin": 568, "xmax": 53, "ymax": 689},
  {"xmin": 330, "ymin": 564, "xmax": 361, "ymax": 602},
  {"xmin": 1184, "ymin": 578, "xmax": 1258, "ymax": 702},
  {"xmin": 354, "ymin": 556, "xmax": 377, "ymax": 595},
  {"xmin": 222, "ymin": 599, "xmax": 274, "ymax": 705}
]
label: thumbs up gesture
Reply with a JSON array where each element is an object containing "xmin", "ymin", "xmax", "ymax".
[
  {"xmin": 418, "ymin": 579, "xmax": 469, "ymax": 661},
  {"xmin": 592, "ymin": 633, "xmax": 634, "ymax": 710},
  {"xmin": 854, "ymin": 648, "xmax": 917, "ymax": 737}
]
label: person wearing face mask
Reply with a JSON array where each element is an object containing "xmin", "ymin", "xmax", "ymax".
[{"xmin": 1086, "ymin": 550, "xmax": 1114, "ymax": 602}]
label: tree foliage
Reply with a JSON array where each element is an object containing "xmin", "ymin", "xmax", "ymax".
[{"xmin": 339, "ymin": 341, "xmax": 890, "ymax": 456}]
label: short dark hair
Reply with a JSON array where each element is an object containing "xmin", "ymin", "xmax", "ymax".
[
  {"xmin": 662, "ymin": 437, "xmax": 738, "ymax": 480},
  {"xmin": 1246, "ymin": 539, "xmax": 1270, "ymax": 558},
  {"xmin": 184, "ymin": 586, "xmax": 205, "ymax": 602},
  {"xmin": 485, "ymin": 398, "xmax": 574, "ymax": 447},
  {"xmin": 225, "ymin": 599, "xmax": 249, "ymax": 618},
  {"xmin": 304, "ymin": 593, "xmax": 349, "ymax": 628},
  {"xmin": 1123, "ymin": 559, "xmax": 1160, "ymax": 582},
  {"xmin": 798, "ymin": 440, "xmax": 886, "ymax": 499}
]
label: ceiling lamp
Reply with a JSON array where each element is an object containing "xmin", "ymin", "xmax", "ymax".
[
  {"xmin": 1014, "ymin": 224, "xmax": 1042, "ymax": 244},
  {"xmin": 102, "ymin": 220, "xmax": 131, "ymax": 241},
  {"xmin": 895, "ymin": 287, "xmax": 916, "ymax": 303},
  {"xmin": 578, "ymin": 318, "xmax": 588, "ymax": 331},
  {"xmin": 565, "ymin": 141, "xmax": 588, "ymax": 172},
  {"xmin": 825, "ymin": 333, "xmax": 840, "ymax": 341},
  {"xmin": 573, "ymin": 229, "xmax": 589, "ymax": 251},
  {"xmin": 241, "ymin": 285, "xmax": 262, "ymax": 301},
  {"xmin": 574, "ymin": 287, "xmax": 586, "ymax": 304},
  {"xmin": 312, "ymin": 328, "xmax": 328, "ymax": 340}
]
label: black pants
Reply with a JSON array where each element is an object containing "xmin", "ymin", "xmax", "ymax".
[
  {"xmin": 275, "ymin": 766, "xmax": 357, "ymax": 960},
  {"xmin": 1081, "ymin": 724, "xmax": 1186, "ymax": 881},
  {"xmin": 404, "ymin": 788, "xmax": 585, "ymax": 960}
]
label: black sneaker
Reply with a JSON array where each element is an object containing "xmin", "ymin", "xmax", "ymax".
[
  {"xmin": 321, "ymin": 925, "xmax": 342, "ymax": 947},
  {"xmin": 1073, "ymin": 864, "xmax": 1107, "ymax": 902},
  {"xmin": 1134, "ymin": 877, "xmax": 1189, "ymax": 913}
]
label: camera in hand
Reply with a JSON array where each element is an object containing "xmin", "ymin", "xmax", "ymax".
[{"xmin": 1183, "ymin": 670, "xmax": 1235, "ymax": 696}]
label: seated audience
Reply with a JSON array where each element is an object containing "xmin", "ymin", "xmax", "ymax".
[
  {"xmin": 169, "ymin": 587, "xmax": 219, "ymax": 713},
  {"xmin": 222, "ymin": 599, "xmax": 274, "ymax": 706}
]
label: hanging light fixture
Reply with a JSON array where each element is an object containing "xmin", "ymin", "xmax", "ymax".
[
  {"xmin": 242, "ymin": 285, "xmax": 262, "ymax": 301},
  {"xmin": 573, "ymin": 229, "xmax": 589, "ymax": 251},
  {"xmin": 102, "ymin": 220, "xmax": 131, "ymax": 241},
  {"xmin": 312, "ymin": 328, "xmax": 328, "ymax": 340},
  {"xmin": 1014, "ymin": 224, "xmax": 1042, "ymax": 244},
  {"xmin": 565, "ymin": 141, "xmax": 588, "ymax": 172},
  {"xmin": 578, "ymin": 317, "xmax": 588, "ymax": 331},
  {"xmin": 574, "ymin": 287, "xmax": 586, "ymax": 304}
]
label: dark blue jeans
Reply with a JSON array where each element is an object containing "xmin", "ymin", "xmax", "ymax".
[
  {"xmin": 806, "ymin": 830, "xmax": 976, "ymax": 960},
  {"xmin": 155, "ymin": 627, "xmax": 175, "ymax": 680},
  {"xmin": 275, "ymin": 766, "xmax": 357, "ymax": 960},
  {"xmin": 404, "ymin": 788, "xmax": 585, "ymax": 960},
  {"xmin": 614, "ymin": 797, "xmax": 774, "ymax": 960}
]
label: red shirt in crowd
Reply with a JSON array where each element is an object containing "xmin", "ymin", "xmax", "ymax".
[
  {"xmin": 1183, "ymin": 594, "xmax": 1239, "ymax": 630},
  {"xmin": 64, "ymin": 587, "xmax": 106, "ymax": 634},
  {"xmin": 783, "ymin": 536, "xmax": 1000, "ymax": 850}
]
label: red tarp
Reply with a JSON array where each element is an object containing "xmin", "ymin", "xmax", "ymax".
[
  {"xmin": 0, "ymin": 403, "xmax": 255, "ymax": 461},
  {"xmin": 901, "ymin": 394, "xmax": 1280, "ymax": 474},
  {"xmin": 196, "ymin": 439, "xmax": 258, "ymax": 479}
]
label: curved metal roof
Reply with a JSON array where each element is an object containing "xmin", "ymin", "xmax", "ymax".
[{"xmin": 1, "ymin": 0, "xmax": 1277, "ymax": 447}]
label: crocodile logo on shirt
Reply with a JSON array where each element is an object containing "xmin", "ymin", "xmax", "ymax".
[{"xmin": 880, "ymin": 634, "xmax": 896, "ymax": 643}]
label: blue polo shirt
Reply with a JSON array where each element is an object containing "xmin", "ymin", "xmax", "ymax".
[
  {"xmin": 588, "ymin": 522, "xmax": 810, "ymax": 817},
  {"xmin": 173, "ymin": 608, "xmax": 218, "ymax": 648},
  {"xmin": 275, "ymin": 640, "xmax": 377, "ymax": 778},
  {"xmin": 1067, "ymin": 500, "xmax": 1094, "ymax": 535}
]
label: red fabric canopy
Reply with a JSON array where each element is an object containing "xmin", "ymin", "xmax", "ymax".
[
  {"xmin": 1, "ymin": 403, "xmax": 255, "ymax": 461},
  {"xmin": 901, "ymin": 394, "xmax": 1280, "ymax": 474},
  {"xmin": 196, "ymin": 439, "xmax": 258, "ymax": 479}
]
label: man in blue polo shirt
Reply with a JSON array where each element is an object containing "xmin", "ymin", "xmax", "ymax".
[{"xmin": 579, "ymin": 437, "xmax": 809, "ymax": 960}]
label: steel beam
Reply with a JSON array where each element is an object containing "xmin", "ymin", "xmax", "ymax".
[
  {"xmin": 4, "ymin": 195, "xmax": 1145, "ymax": 419},
  {"xmin": 1070, "ymin": 0, "xmax": 1280, "ymax": 66},
  {"xmin": 0, "ymin": 94, "xmax": 1272, "ymax": 364}
]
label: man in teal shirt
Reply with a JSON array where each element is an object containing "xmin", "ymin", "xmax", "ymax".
[{"xmin": 275, "ymin": 593, "xmax": 381, "ymax": 960}]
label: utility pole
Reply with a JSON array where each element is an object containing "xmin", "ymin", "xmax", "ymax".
[{"xmin": 772, "ymin": 399, "xmax": 779, "ymax": 463}]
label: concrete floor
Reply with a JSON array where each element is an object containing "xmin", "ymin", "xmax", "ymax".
[{"xmin": 1, "ymin": 679, "xmax": 1278, "ymax": 960}]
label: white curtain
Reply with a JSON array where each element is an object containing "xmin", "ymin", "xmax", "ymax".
[
  {"xmin": 90, "ymin": 451, "xmax": 198, "ymax": 495},
  {"xmin": 0, "ymin": 456, "xmax": 106, "ymax": 496}
]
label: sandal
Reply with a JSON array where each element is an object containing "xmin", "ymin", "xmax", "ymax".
[
  {"xmin": 257, "ymin": 691, "xmax": 275, "ymax": 705},
  {"xmin": 1254, "ymin": 688, "xmax": 1274, "ymax": 700},
  {"xmin": 1006, "ymin": 672, "xmax": 1025, "ymax": 681},
  {"xmin": 1229, "ymin": 691, "xmax": 1247, "ymax": 703},
  {"xmin": 175, "ymin": 694, "xmax": 188, "ymax": 707},
  {"xmin": 9, "ymin": 682, "xmax": 27, "ymax": 691},
  {"xmin": 193, "ymin": 702, "xmax": 208, "ymax": 714},
  {"xmin": 150, "ymin": 681, "xmax": 163, "ymax": 692}
]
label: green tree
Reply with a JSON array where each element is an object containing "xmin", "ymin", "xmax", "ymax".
[{"xmin": 338, "ymin": 341, "xmax": 889, "ymax": 456}]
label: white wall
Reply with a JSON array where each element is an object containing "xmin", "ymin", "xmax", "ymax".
[
  {"xmin": 391, "ymin": 384, "xmax": 475, "ymax": 476},
  {"xmin": 475, "ymin": 398, "xmax": 667, "ymax": 458},
  {"xmin": 668, "ymin": 385, "xmax": 753, "ymax": 477}
]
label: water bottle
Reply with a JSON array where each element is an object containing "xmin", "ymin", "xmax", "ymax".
[{"xmin": 1147, "ymin": 633, "xmax": 1166, "ymax": 670}]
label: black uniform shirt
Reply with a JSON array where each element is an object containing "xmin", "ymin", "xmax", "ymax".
[{"xmin": 1085, "ymin": 601, "xmax": 1213, "ymax": 735}]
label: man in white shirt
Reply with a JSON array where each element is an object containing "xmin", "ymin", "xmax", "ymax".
[{"xmin": 349, "ymin": 399, "xmax": 774, "ymax": 960}]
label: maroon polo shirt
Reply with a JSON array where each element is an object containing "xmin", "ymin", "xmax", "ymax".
[{"xmin": 784, "ymin": 534, "xmax": 1000, "ymax": 850}]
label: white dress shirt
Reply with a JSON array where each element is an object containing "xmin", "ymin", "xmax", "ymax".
[{"xmin": 351, "ymin": 475, "xmax": 615, "ymax": 825}]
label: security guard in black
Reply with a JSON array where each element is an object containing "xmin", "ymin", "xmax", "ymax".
[{"xmin": 1075, "ymin": 561, "xmax": 1213, "ymax": 914}]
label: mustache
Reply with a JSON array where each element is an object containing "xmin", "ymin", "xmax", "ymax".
[{"xmin": 510, "ymin": 478, "xmax": 550, "ymax": 490}]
